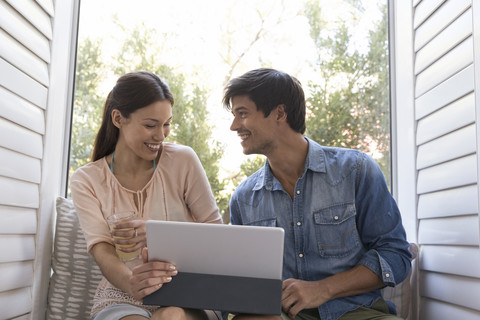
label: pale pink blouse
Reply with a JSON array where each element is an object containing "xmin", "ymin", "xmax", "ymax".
[
  {"xmin": 71, "ymin": 142, "xmax": 222, "ymax": 253},
  {"xmin": 70, "ymin": 142, "xmax": 222, "ymax": 316}
]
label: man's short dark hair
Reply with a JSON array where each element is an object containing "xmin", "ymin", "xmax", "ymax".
[{"xmin": 223, "ymin": 68, "xmax": 306, "ymax": 134}]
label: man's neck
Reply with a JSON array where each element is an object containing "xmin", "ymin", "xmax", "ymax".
[{"xmin": 267, "ymin": 134, "xmax": 308, "ymax": 199}]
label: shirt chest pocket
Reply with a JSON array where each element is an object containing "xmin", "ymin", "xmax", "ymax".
[{"xmin": 313, "ymin": 203, "xmax": 361, "ymax": 258}]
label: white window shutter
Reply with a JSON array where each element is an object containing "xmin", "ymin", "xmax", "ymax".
[{"xmin": 0, "ymin": 0, "xmax": 78, "ymax": 319}]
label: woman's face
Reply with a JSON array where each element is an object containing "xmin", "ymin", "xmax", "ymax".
[{"xmin": 114, "ymin": 100, "xmax": 172, "ymax": 161}]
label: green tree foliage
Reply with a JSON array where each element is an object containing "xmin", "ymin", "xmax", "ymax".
[
  {"xmin": 69, "ymin": 38, "xmax": 105, "ymax": 178},
  {"xmin": 304, "ymin": 1, "xmax": 391, "ymax": 185}
]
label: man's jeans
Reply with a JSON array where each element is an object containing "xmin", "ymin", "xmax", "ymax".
[{"xmin": 280, "ymin": 300, "xmax": 402, "ymax": 320}]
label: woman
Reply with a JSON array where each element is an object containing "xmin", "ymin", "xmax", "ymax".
[{"xmin": 71, "ymin": 71, "xmax": 222, "ymax": 320}]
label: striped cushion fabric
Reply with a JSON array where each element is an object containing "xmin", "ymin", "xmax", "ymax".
[{"xmin": 46, "ymin": 197, "xmax": 102, "ymax": 320}]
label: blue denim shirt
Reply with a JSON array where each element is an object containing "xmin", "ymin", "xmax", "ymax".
[{"xmin": 229, "ymin": 137, "xmax": 411, "ymax": 320}]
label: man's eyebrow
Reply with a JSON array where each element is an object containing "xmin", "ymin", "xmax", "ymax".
[{"xmin": 232, "ymin": 106, "xmax": 247, "ymax": 114}]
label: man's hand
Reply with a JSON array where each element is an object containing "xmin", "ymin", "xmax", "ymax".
[
  {"xmin": 281, "ymin": 279, "xmax": 329, "ymax": 319},
  {"xmin": 281, "ymin": 266, "xmax": 385, "ymax": 318}
]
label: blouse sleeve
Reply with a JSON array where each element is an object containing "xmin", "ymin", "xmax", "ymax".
[
  {"xmin": 70, "ymin": 167, "xmax": 115, "ymax": 254},
  {"xmin": 182, "ymin": 147, "xmax": 222, "ymax": 224}
]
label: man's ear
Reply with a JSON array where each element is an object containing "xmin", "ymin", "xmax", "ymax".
[
  {"xmin": 276, "ymin": 104, "xmax": 287, "ymax": 121},
  {"xmin": 111, "ymin": 109, "xmax": 123, "ymax": 128}
]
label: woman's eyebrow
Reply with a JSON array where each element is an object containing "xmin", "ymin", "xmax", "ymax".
[{"xmin": 142, "ymin": 116, "xmax": 173, "ymax": 122}]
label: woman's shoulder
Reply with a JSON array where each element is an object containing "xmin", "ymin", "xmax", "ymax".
[
  {"xmin": 71, "ymin": 157, "xmax": 108, "ymax": 182},
  {"xmin": 162, "ymin": 142, "xmax": 197, "ymax": 159}
]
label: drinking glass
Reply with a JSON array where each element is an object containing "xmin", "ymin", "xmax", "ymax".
[{"xmin": 106, "ymin": 211, "xmax": 141, "ymax": 261}]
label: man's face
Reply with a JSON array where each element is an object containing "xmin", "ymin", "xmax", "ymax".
[{"xmin": 230, "ymin": 95, "xmax": 277, "ymax": 155}]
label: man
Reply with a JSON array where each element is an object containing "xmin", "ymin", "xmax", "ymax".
[{"xmin": 223, "ymin": 68, "xmax": 411, "ymax": 320}]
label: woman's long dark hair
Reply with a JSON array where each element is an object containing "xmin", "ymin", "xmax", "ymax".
[{"xmin": 91, "ymin": 71, "xmax": 174, "ymax": 162}]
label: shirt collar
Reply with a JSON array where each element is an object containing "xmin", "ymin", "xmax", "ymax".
[
  {"xmin": 252, "ymin": 137, "xmax": 326, "ymax": 191},
  {"xmin": 304, "ymin": 137, "xmax": 326, "ymax": 173}
]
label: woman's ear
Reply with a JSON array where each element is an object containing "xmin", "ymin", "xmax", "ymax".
[{"xmin": 111, "ymin": 109, "xmax": 123, "ymax": 128}]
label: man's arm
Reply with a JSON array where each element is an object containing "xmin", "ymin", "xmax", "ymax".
[{"xmin": 281, "ymin": 265, "xmax": 384, "ymax": 318}]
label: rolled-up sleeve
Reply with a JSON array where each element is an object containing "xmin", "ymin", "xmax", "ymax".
[{"xmin": 354, "ymin": 153, "xmax": 412, "ymax": 287}]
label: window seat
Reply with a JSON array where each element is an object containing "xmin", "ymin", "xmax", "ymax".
[{"xmin": 46, "ymin": 197, "xmax": 417, "ymax": 319}]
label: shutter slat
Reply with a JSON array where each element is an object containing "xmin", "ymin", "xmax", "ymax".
[
  {"xmin": 416, "ymin": 124, "xmax": 476, "ymax": 169},
  {"xmin": 0, "ymin": 58, "xmax": 47, "ymax": 109},
  {"xmin": 0, "ymin": 117, "xmax": 43, "ymax": 159},
  {"xmin": 6, "ymin": 0, "xmax": 53, "ymax": 39},
  {"xmin": 0, "ymin": 147, "xmax": 40, "ymax": 184},
  {"xmin": 416, "ymin": 92, "xmax": 474, "ymax": 145},
  {"xmin": 0, "ymin": 261, "xmax": 33, "ymax": 291},
  {"xmin": 420, "ymin": 272, "xmax": 480, "ymax": 312},
  {"xmin": 0, "ymin": 86, "xmax": 45, "ymax": 135},
  {"xmin": 417, "ymin": 154, "xmax": 477, "ymax": 194},
  {"xmin": 414, "ymin": 0, "xmax": 471, "ymax": 51},
  {"xmin": 0, "ymin": 235, "xmax": 36, "ymax": 263},
  {"xmin": 11, "ymin": 315, "xmax": 31, "ymax": 320},
  {"xmin": 0, "ymin": 205, "xmax": 36, "ymax": 234},
  {"xmin": 35, "ymin": 0, "xmax": 54, "ymax": 17},
  {"xmin": 415, "ymin": 37, "xmax": 473, "ymax": 97},
  {"xmin": 0, "ymin": 176, "xmax": 39, "ymax": 209},
  {"xmin": 0, "ymin": 287, "xmax": 32, "ymax": 319},
  {"xmin": 421, "ymin": 245, "xmax": 480, "ymax": 278},
  {"xmin": 0, "ymin": 1, "xmax": 50, "ymax": 63},
  {"xmin": 415, "ymin": 64, "xmax": 474, "ymax": 120},
  {"xmin": 0, "ymin": 29, "xmax": 49, "ymax": 86},
  {"xmin": 413, "ymin": 0, "xmax": 447, "ymax": 29},
  {"xmin": 418, "ymin": 185, "xmax": 478, "ymax": 219},
  {"xmin": 418, "ymin": 215, "xmax": 479, "ymax": 246},
  {"xmin": 415, "ymin": 8, "xmax": 472, "ymax": 75},
  {"xmin": 420, "ymin": 298, "xmax": 480, "ymax": 320}
]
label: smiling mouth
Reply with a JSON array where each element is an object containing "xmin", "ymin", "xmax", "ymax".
[
  {"xmin": 146, "ymin": 143, "xmax": 161, "ymax": 151},
  {"xmin": 238, "ymin": 133, "xmax": 250, "ymax": 141}
]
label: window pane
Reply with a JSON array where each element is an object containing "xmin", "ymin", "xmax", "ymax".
[{"xmin": 69, "ymin": 0, "xmax": 391, "ymax": 218}]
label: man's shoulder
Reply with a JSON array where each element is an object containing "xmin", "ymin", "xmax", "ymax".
[
  {"xmin": 307, "ymin": 137, "xmax": 363, "ymax": 157},
  {"xmin": 305, "ymin": 139, "xmax": 375, "ymax": 182},
  {"xmin": 311, "ymin": 141, "xmax": 366, "ymax": 167},
  {"xmin": 320, "ymin": 144, "xmax": 363, "ymax": 158},
  {"xmin": 233, "ymin": 167, "xmax": 264, "ymax": 196}
]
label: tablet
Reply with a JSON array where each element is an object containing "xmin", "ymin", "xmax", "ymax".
[
  {"xmin": 144, "ymin": 220, "xmax": 285, "ymax": 314},
  {"xmin": 145, "ymin": 220, "xmax": 284, "ymax": 279}
]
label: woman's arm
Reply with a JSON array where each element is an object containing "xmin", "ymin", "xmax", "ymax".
[
  {"xmin": 183, "ymin": 147, "xmax": 222, "ymax": 224},
  {"xmin": 91, "ymin": 244, "xmax": 178, "ymax": 300}
]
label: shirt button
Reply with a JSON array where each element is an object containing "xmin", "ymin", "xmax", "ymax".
[
  {"xmin": 334, "ymin": 215, "xmax": 339, "ymax": 220},
  {"xmin": 299, "ymin": 253, "xmax": 304, "ymax": 258},
  {"xmin": 296, "ymin": 190, "xmax": 300, "ymax": 195},
  {"xmin": 296, "ymin": 221, "xmax": 302, "ymax": 226},
  {"xmin": 385, "ymin": 273, "xmax": 390, "ymax": 278}
]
